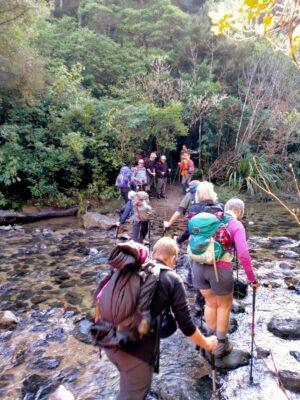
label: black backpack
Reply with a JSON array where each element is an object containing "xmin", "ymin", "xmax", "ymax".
[{"xmin": 90, "ymin": 241, "xmax": 163, "ymax": 348}]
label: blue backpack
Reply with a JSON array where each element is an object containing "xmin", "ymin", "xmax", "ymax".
[{"xmin": 115, "ymin": 167, "xmax": 132, "ymax": 188}]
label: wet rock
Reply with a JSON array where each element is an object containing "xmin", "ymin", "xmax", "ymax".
[
  {"xmin": 49, "ymin": 385, "xmax": 75, "ymax": 400},
  {"xmin": 262, "ymin": 281, "xmax": 281, "ymax": 288},
  {"xmin": 231, "ymin": 301, "xmax": 245, "ymax": 314},
  {"xmin": 31, "ymin": 357, "xmax": 61, "ymax": 370},
  {"xmin": 233, "ymin": 278, "xmax": 248, "ymax": 299},
  {"xmin": 51, "ymin": 269, "xmax": 70, "ymax": 282},
  {"xmin": 58, "ymin": 367, "xmax": 81, "ymax": 383},
  {"xmin": 0, "ymin": 310, "xmax": 19, "ymax": 328},
  {"xmin": 0, "ymin": 225, "xmax": 12, "ymax": 231},
  {"xmin": 267, "ymin": 316, "xmax": 300, "ymax": 339},
  {"xmin": 278, "ymin": 370, "xmax": 300, "ymax": 393},
  {"xmin": 0, "ymin": 374, "xmax": 15, "ymax": 387},
  {"xmin": 22, "ymin": 374, "xmax": 57, "ymax": 399},
  {"xmin": 82, "ymin": 212, "xmax": 116, "ymax": 230},
  {"xmin": 277, "ymin": 250, "xmax": 299, "ymax": 259},
  {"xmin": 284, "ymin": 277, "xmax": 300, "ymax": 292},
  {"xmin": 35, "ymin": 339, "xmax": 48, "ymax": 347},
  {"xmin": 205, "ymin": 348, "xmax": 250, "ymax": 370},
  {"xmin": 46, "ymin": 328, "xmax": 67, "ymax": 343},
  {"xmin": 279, "ymin": 262, "xmax": 296, "ymax": 270},
  {"xmin": 59, "ymin": 280, "xmax": 79, "ymax": 289},
  {"xmin": 80, "ymin": 270, "xmax": 98, "ymax": 278},
  {"xmin": 228, "ymin": 317, "xmax": 238, "ymax": 334},
  {"xmin": 290, "ymin": 351, "xmax": 300, "ymax": 363},
  {"xmin": 31, "ymin": 295, "xmax": 47, "ymax": 304},
  {"xmin": 65, "ymin": 292, "xmax": 83, "ymax": 305},
  {"xmin": 16, "ymin": 290, "xmax": 34, "ymax": 301},
  {"xmin": 257, "ymin": 347, "xmax": 270, "ymax": 359},
  {"xmin": 73, "ymin": 318, "xmax": 93, "ymax": 344},
  {"xmin": 0, "ymin": 331, "xmax": 13, "ymax": 342},
  {"xmin": 270, "ymin": 237, "xmax": 295, "ymax": 245}
]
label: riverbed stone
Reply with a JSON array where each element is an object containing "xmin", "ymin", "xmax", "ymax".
[
  {"xmin": 64, "ymin": 292, "xmax": 82, "ymax": 305},
  {"xmin": 82, "ymin": 212, "xmax": 116, "ymax": 230},
  {"xmin": 0, "ymin": 310, "xmax": 19, "ymax": 328},
  {"xmin": 72, "ymin": 318, "xmax": 93, "ymax": 344},
  {"xmin": 290, "ymin": 351, "xmax": 300, "ymax": 363},
  {"xmin": 46, "ymin": 327, "xmax": 67, "ymax": 343},
  {"xmin": 22, "ymin": 374, "xmax": 57, "ymax": 399},
  {"xmin": 280, "ymin": 262, "xmax": 296, "ymax": 270},
  {"xmin": 256, "ymin": 347, "xmax": 270, "ymax": 359},
  {"xmin": 205, "ymin": 348, "xmax": 250, "ymax": 370},
  {"xmin": 233, "ymin": 278, "xmax": 248, "ymax": 299},
  {"xmin": 31, "ymin": 357, "xmax": 61, "ymax": 370},
  {"xmin": 278, "ymin": 370, "xmax": 300, "ymax": 393},
  {"xmin": 277, "ymin": 250, "xmax": 299, "ymax": 259},
  {"xmin": 231, "ymin": 300, "xmax": 245, "ymax": 314},
  {"xmin": 267, "ymin": 316, "xmax": 300, "ymax": 339}
]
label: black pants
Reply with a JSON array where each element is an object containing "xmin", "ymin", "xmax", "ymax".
[{"xmin": 132, "ymin": 221, "xmax": 149, "ymax": 244}]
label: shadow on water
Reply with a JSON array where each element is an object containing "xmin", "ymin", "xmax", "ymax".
[{"xmin": 0, "ymin": 186, "xmax": 299, "ymax": 399}]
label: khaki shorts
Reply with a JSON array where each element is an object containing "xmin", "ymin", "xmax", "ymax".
[{"xmin": 191, "ymin": 261, "xmax": 233, "ymax": 296}]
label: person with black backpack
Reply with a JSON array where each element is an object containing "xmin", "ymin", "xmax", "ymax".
[{"xmin": 90, "ymin": 238, "xmax": 217, "ymax": 400}]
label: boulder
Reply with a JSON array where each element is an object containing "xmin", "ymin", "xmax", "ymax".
[
  {"xmin": 278, "ymin": 370, "xmax": 300, "ymax": 393},
  {"xmin": 267, "ymin": 316, "xmax": 300, "ymax": 339},
  {"xmin": 290, "ymin": 351, "xmax": 300, "ymax": 363},
  {"xmin": 205, "ymin": 348, "xmax": 250, "ymax": 370},
  {"xmin": 82, "ymin": 212, "xmax": 116, "ymax": 230},
  {"xmin": 0, "ymin": 310, "xmax": 19, "ymax": 328}
]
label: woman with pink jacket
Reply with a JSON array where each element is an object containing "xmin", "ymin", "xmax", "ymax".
[{"xmin": 190, "ymin": 198, "xmax": 259, "ymax": 358}]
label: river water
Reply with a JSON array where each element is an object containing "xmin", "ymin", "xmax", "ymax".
[{"xmin": 0, "ymin": 189, "xmax": 299, "ymax": 400}]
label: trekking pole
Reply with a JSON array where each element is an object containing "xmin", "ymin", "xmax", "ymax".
[
  {"xmin": 211, "ymin": 353, "xmax": 217, "ymax": 399},
  {"xmin": 250, "ymin": 287, "xmax": 257, "ymax": 384},
  {"xmin": 148, "ymin": 221, "xmax": 151, "ymax": 251}
]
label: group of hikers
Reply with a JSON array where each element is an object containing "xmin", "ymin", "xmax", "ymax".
[{"xmin": 90, "ymin": 147, "xmax": 259, "ymax": 400}]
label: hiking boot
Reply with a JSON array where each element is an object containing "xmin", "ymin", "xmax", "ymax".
[{"xmin": 215, "ymin": 337, "xmax": 232, "ymax": 358}]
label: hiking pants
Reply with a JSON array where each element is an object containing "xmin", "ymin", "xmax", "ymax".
[
  {"xmin": 120, "ymin": 187, "xmax": 130, "ymax": 203},
  {"xmin": 105, "ymin": 348, "xmax": 154, "ymax": 400},
  {"xmin": 181, "ymin": 174, "xmax": 192, "ymax": 191},
  {"xmin": 156, "ymin": 177, "xmax": 167, "ymax": 196},
  {"xmin": 132, "ymin": 221, "xmax": 149, "ymax": 244}
]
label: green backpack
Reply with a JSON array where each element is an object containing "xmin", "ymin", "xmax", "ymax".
[{"xmin": 188, "ymin": 212, "xmax": 232, "ymax": 261}]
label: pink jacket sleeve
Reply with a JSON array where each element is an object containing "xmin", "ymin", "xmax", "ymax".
[{"xmin": 229, "ymin": 219, "xmax": 256, "ymax": 283}]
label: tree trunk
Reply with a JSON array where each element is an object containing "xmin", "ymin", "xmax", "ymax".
[{"xmin": 0, "ymin": 207, "xmax": 78, "ymax": 224}]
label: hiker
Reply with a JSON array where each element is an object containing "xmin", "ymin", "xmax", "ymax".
[
  {"xmin": 163, "ymin": 180, "xmax": 200, "ymax": 230},
  {"xmin": 189, "ymin": 198, "xmax": 259, "ymax": 358},
  {"xmin": 144, "ymin": 152, "xmax": 157, "ymax": 195},
  {"xmin": 155, "ymin": 155, "xmax": 171, "ymax": 199},
  {"xmin": 96, "ymin": 237, "xmax": 217, "ymax": 400},
  {"xmin": 131, "ymin": 159, "xmax": 148, "ymax": 191},
  {"xmin": 115, "ymin": 166, "xmax": 132, "ymax": 203},
  {"xmin": 116, "ymin": 190, "xmax": 153, "ymax": 244},
  {"xmin": 176, "ymin": 181, "xmax": 223, "ymax": 245},
  {"xmin": 178, "ymin": 152, "xmax": 194, "ymax": 193},
  {"xmin": 180, "ymin": 144, "xmax": 191, "ymax": 158}
]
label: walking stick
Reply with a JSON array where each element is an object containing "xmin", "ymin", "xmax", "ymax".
[
  {"xmin": 211, "ymin": 353, "xmax": 217, "ymax": 399},
  {"xmin": 148, "ymin": 221, "xmax": 151, "ymax": 251},
  {"xmin": 250, "ymin": 287, "xmax": 257, "ymax": 384}
]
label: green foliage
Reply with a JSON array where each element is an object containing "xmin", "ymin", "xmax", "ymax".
[
  {"xmin": 0, "ymin": 0, "xmax": 298, "ymax": 209},
  {"xmin": 225, "ymin": 154, "xmax": 281, "ymax": 194}
]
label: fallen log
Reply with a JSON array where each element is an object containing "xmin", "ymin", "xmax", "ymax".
[{"xmin": 0, "ymin": 207, "xmax": 79, "ymax": 224}]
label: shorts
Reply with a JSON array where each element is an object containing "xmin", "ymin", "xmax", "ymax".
[{"xmin": 191, "ymin": 261, "xmax": 233, "ymax": 296}]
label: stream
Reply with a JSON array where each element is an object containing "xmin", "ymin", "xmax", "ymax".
[{"xmin": 0, "ymin": 188, "xmax": 299, "ymax": 400}]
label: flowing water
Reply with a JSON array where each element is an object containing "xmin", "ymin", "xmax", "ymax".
[{"xmin": 0, "ymin": 188, "xmax": 299, "ymax": 400}]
